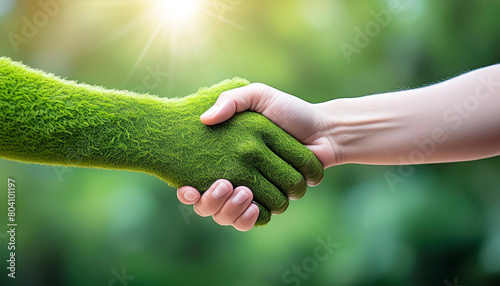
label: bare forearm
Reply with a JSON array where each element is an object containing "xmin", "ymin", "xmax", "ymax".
[{"xmin": 320, "ymin": 64, "xmax": 500, "ymax": 165}]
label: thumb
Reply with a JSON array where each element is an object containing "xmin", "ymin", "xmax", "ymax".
[
  {"xmin": 200, "ymin": 84, "xmax": 266, "ymax": 125},
  {"xmin": 200, "ymin": 101, "xmax": 237, "ymax": 125}
]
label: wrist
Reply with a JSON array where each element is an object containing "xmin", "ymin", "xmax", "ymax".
[
  {"xmin": 317, "ymin": 94, "xmax": 405, "ymax": 166},
  {"xmin": 316, "ymin": 99, "xmax": 350, "ymax": 166}
]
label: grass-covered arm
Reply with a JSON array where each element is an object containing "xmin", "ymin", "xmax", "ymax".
[{"xmin": 0, "ymin": 57, "xmax": 323, "ymax": 226}]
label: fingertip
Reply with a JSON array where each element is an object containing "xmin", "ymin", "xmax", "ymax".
[
  {"xmin": 209, "ymin": 179, "xmax": 233, "ymax": 199},
  {"xmin": 234, "ymin": 225, "xmax": 253, "ymax": 232},
  {"xmin": 201, "ymin": 97, "xmax": 240, "ymax": 126},
  {"xmin": 233, "ymin": 186, "xmax": 254, "ymax": 203},
  {"xmin": 192, "ymin": 179, "xmax": 234, "ymax": 217},
  {"xmin": 211, "ymin": 182, "xmax": 231, "ymax": 200},
  {"xmin": 200, "ymin": 104, "xmax": 219, "ymax": 124},
  {"xmin": 293, "ymin": 146, "xmax": 325, "ymax": 187},
  {"xmin": 307, "ymin": 176, "xmax": 323, "ymax": 187},
  {"xmin": 288, "ymin": 177, "xmax": 307, "ymax": 200},
  {"xmin": 215, "ymin": 179, "xmax": 233, "ymax": 188},
  {"xmin": 243, "ymin": 204, "xmax": 259, "ymax": 220},
  {"xmin": 304, "ymin": 157, "xmax": 325, "ymax": 187},
  {"xmin": 177, "ymin": 186, "xmax": 200, "ymax": 205},
  {"xmin": 233, "ymin": 204, "xmax": 260, "ymax": 231},
  {"xmin": 254, "ymin": 203, "xmax": 271, "ymax": 226}
]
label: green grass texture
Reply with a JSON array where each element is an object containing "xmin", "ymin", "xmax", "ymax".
[{"xmin": 0, "ymin": 57, "xmax": 323, "ymax": 226}]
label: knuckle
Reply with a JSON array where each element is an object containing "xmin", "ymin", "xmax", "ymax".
[
  {"xmin": 218, "ymin": 91, "xmax": 230, "ymax": 101},
  {"xmin": 193, "ymin": 205, "xmax": 210, "ymax": 217},
  {"xmin": 248, "ymin": 82, "xmax": 267, "ymax": 90},
  {"xmin": 236, "ymin": 140, "xmax": 261, "ymax": 156}
]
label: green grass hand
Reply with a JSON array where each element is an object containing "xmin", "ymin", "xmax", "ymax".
[{"xmin": 0, "ymin": 57, "xmax": 323, "ymax": 226}]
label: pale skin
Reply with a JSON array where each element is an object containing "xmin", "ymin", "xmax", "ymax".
[{"xmin": 178, "ymin": 64, "xmax": 500, "ymax": 231}]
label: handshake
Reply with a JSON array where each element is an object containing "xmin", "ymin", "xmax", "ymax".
[
  {"xmin": 175, "ymin": 81, "xmax": 331, "ymax": 231},
  {"xmin": 3, "ymin": 57, "xmax": 498, "ymax": 231},
  {"xmin": 0, "ymin": 57, "xmax": 329, "ymax": 231}
]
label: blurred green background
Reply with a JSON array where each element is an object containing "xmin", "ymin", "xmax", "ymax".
[{"xmin": 1, "ymin": 0, "xmax": 500, "ymax": 285}]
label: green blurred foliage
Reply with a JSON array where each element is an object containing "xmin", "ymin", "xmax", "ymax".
[{"xmin": 1, "ymin": 0, "xmax": 500, "ymax": 285}]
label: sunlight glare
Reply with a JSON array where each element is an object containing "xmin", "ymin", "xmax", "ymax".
[{"xmin": 157, "ymin": 0, "xmax": 200, "ymax": 23}]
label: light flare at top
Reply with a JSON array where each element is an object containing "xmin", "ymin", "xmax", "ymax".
[{"xmin": 156, "ymin": 0, "xmax": 201, "ymax": 24}]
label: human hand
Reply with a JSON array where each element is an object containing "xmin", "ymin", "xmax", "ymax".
[
  {"xmin": 177, "ymin": 83, "xmax": 335, "ymax": 230},
  {"xmin": 178, "ymin": 179, "xmax": 259, "ymax": 231},
  {"xmin": 0, "ymin": 58, "xmax": 323, "ymax": 227},
  {"xmin": 151, "ymin": 80, "xmax": 324, "ymax": 226},
  {"xmin": 201, "ymin": 83, "xmax": 335, "ymax": 167}
]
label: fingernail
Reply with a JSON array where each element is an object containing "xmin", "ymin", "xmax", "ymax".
[
  {"xmin": 184, "ymin": 191, "xmax": 197, "ymax": 202},
  {"xmin": 242, "ymin": 205, "xmax": 257, "ymax": 220},
  {"xmin": 201, "ymin": 105, "xmax": 219, "ymax": 118},
  {"xmin": 212, "ymin": 183, "xmax": 229, "ymax": 199},
  {"xmin": 232, "ymin": 190, "xmax": 250, "ymax": 205}
]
